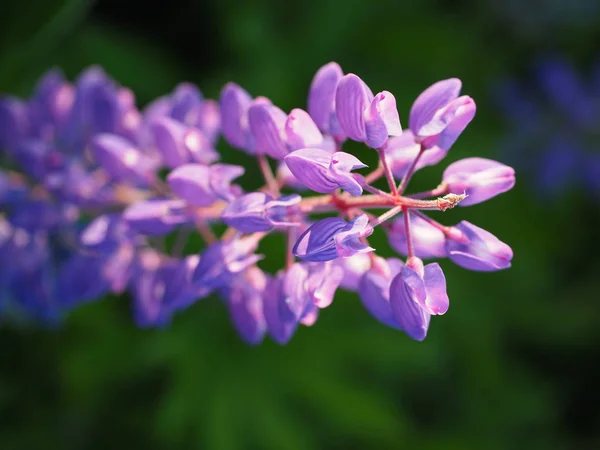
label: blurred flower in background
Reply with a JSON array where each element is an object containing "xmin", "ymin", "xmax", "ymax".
[{"xmin": 493, "ymin": 55, "xmax": 600, "ymax": 200}]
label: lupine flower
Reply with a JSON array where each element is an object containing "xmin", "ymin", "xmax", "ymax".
[
  {"xmin": 335, "ymin": 74, "xmax": 402, "ymax": 148},
  {"xmin": 409, "ymin": 78, "xmax": 476, "ymax": 151},
  {"xmin": 293, "ymin": 215, "xmax": 374, "ymax": 262},
  {"xmin": 308, "ymin": 61, "xmax": 345, "ymax": 139},
  {"xmin": 0, "ymin": 62, "xmax": 514, "ymax": 344},
  {"xmin": 284, "ymin": 149, "xmax": 367, "ymax": 196},
  {"xmin": 387, "ymin": 214, "xmax": 447, "ymax": 259},
  {"xmin": 222, "ymin": 192, "xmax": 300, "ymax": 232},
  {"xmin": 446, "ymin": 221, "xmax": 513, "ymax": 272},
  {"xmin": 167, "ymin": 163, "xmax": 244, "ymax": 206},
  {"xmin": 442, "ymin": 157, "xmax": 516, "ymax": 206}
]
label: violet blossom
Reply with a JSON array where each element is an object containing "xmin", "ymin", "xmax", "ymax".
[{"xmin": 0, "ymin": 61, "xmax": 514, "ymax": 344}]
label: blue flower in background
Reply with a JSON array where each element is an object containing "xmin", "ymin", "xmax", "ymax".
[{"xmin": 494, "ymin": 55, "xmax": 600, "ymax": 199}]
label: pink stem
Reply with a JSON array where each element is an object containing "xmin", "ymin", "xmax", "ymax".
[
  {"xmin": 403, "ymin": 207, "xmax": 414, "ymax": 258},
  {"xmin": 376, "ymin": 144, "xmax": 398, "ymax": 196},
  {"xmin": 409, "ymin": 182, "xmax": 449, "ymax": 199},
  {"xmin": 369, "ymin": 205, "xmax": 403, "ymax": 227},
  {"xmin": 257, "ymin": 154, "xmax": 280, "ymax": 197},
  {"xmin": 396, "ymin": 144, "xmax": 424, "ymax": 195},
  {"xmin": 363, "ymin": 183, "xmax": 397, "ymax": 201}
]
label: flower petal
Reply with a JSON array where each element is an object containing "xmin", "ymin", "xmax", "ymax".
[
  {"xmin": 423, "ymin": 263, "xmax": 449, "ymax": 315},
  {"xmin": 335, "ymin": 74, "xmax": 373, "ymax": 142},
  {"xmin": 364, "ymin": 91, "xmax": 403, "ymax": 148},
  {"xmin": 308, "ymin": 62, "xmax": 344, "ymax": 135},
  {"xmin": 409, "ymin": 78, "xmax": 461, "ymax": 135},
  {"xmin": 389, "ymin": 266, "xmax": 430, "ymax": 341}
]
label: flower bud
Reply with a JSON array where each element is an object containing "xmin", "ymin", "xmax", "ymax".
[
  {"xmin": 308, "ymin": 62, "xmax": 345, "ymax": 137},
  {"xmin": 443, "ymin": 157, "xmax": 516, "ymax": 206},
  {"xmin": 293, "ymin": 214, "xmax": 373, "ymax": 262},
  {"xmin": 284, "ymin": 148, "xmax": 366, "ymax": 196},
  {"xmin": 446, "ymin": 221, "xmax": 513, "ymax": 271}
]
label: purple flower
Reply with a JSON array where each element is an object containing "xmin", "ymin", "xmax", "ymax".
[
  {"xmin": 0, "ymin": 97, "xmax": 30, "ymax": 151},
  {"xmin": 446, "ymin": 221, "xmax": 513, "ymax": 271},
  {"xmin": 334, "ymin": 253, "xmax": 371, "ymax": 291},
  {"xmin": 443, "ymin": 158, "xmax": 516, "ymax": 206},
  {"xmin": 222, "ymin": 192, "xmax": 300, "ymax": 232},
  {"xmin": 150, "ymin": 116, "xmax": 218, "ymax": 168},
  {"xmin": 263, "ymin": 273, "xmax": 299, "ymax": 344},
  {"xmin": 358, "ymin": 257, "xmax": 405, "ymax": 329},
  {"xmin": 387, "ymin": 214, "xmax": 447, "ymax": 259},
  {"xmin": 193, "ymin": 235, "xmax": 263, "ymax": 289},
  {"xmin": 167, "ymin": 163, "xmax": 244, "ymax": 206},
  {"xmin": 335, "ymin": 74, "xmax": 402, "ymax": 148},
  {"xmin": 219, "ymin": 82, "xmax": 254, "ymax": 152},
  {"xmin": 409, "ymin": 78, "xmax": 476, "ymax": 151},
  {"xmin": 248, "ymin": 98, "xmax": 289, "ymax": 159},
  {"xmin": 222, "ymin": 266, "xmax": 268, "ymax": 345},
  {"xmin": 285, "ymin": 108, "xmax": 324, "ymax": 150},
  {"xmin": 284, "ymin": 148, "xmax": 366, "ymax": 196},
  {"xmin": 308, "ymin": 62, "xmax": 345, "ymax": 138},
  {"xmin": 389, "ymin": 258, "xmax": 449, "ymax": 340},
  {"xmin": 293, "ymin": 214, "xmax": 373, "ymax": 262},
  {"xmin": 91, "ymin": 133, "xmax": 156, "ymax": 185},
  {"xmin": 385, "ymin": 131, "xmax": 448, "ymax": 178},
  {"xmin": 123, "ymin": 199, "xmax": 189, "ymax": 235}
]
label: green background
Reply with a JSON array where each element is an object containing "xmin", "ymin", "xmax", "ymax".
[{"xmin": 1, "ymin": 0, "xmax": 600, "ymax": 449}]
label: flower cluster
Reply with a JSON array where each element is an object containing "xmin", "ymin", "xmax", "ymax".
[
  {"xmin": 0, "ymin": 63, "xmax": 514, "ymax": 342},
  {"xmin": 494, "ymin": 55, "xmax": 600, "ymax": 199}
]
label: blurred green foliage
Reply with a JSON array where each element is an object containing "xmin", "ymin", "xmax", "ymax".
[{"xmin": 1, "ymin": 0, "xmax": 600, "ymax": 449}]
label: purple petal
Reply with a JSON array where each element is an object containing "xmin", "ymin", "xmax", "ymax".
[
  {"xmin": 219, "ymin": 83, "xmax": 253, "ymax": 151},
  {"xmin": 285, "ymin": 108, "xmax": 323, "ymax": 150},
  {"xmin": 443, "ymin": 157, "xmax": 516, "ymax": 206},
  {"xmin": 358, "ymin": 257, "xmax": 404, "ymax": 328},
  {"xmin": 0, "ymin": 97, "xmax": 30, "ymax": 152},
  {"xmin": 327, "ymin": 151, "xmax": 367, "ymax": 196},
  {"xmin": 334, "ymin": 214, "xmax": 374, "ymax": 258},
  {"xmin": 364, "ymin": 91, "xmax": 403, "ymax": 149},
  {"xmin": 91, "ymin": 133, "xmax": 154, "ymax": 184},
  {"xmin": 167, "ymin": 164, "xmax": 215, "ymax": 206},
  {"xmin": 308, "ymin": 62, "xmax": 344, "ymax": 135},
  {"xmin": 150, "ymin": 117, "xmax": 191, "ymax": 168},
  {"xmin": 123, "ymin": 199, "xmax": 188, "ymax": 235},
  {"xmin": 409, "ymin": 78, "xmax": 461, "ymax": 135},
  {"xmin": 334, "ymin": 253, "xmax": 372, "ymax": 291},
  {"xmin": 432, "ymin": 96, "xmax": 476, "ymax": 151},
  {"xmin": 248, "ymin": 100, "xmax": 288, "ymax": 159},
  {"xmin": 279, "ymin": 263, "xmax": 311, "ymax": 321},
  {"xmin": 264, "ymin": 194, "xmax": 301, "ymax": 227},
  {"xmin": 306, "ymin": 263, "xmax": 344, "ymax": 308},
  {"xmin": 389, "ymin": 266, "xmax": 430, "ymax": 341},
  {"xmin": 264, "ymin": 275, "xmax": 298, "ymax": 344},
  {"xmin": 169, "ymin": 82, "xmax": 203, "ymax": 122},
  {"xmin": 293, "ymin": 217, "xmax": 349, "ymax": 262},
  {"xmin": 209, "ymin": 163, "xmax": 245, "ymax": 201},
  {"xmin": 222, "ymin": 192, "xmax": 274, "ymax": 232},
  {"xmin": 284, "ymin": 148, "xmax": 338, "ymax": 193},
  {"xmin": 446, "ymin": 221, "xmax": 513, "ymax": 272},
  {"xmin": 423, "ymin": 263, "xmax": 449, "ymax": 315},
  {"xmin": 386, "ymin": 131, "xmax": 448, "ymax": 178},
  {"xmin": 335, "ymin": 74, "xmax": 373, "ymax": 142},
  {"xmin": 387, "ymin": 214, "xmax": 447, "ymax": 259},
  {"xmin": 225, "ymin": 268, "xmax": 267, "ymax": 345}
]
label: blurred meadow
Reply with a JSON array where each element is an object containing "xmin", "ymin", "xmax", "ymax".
[{"xmin": 1, "ymin": 0, "xmax": 600, "ymax": 449}]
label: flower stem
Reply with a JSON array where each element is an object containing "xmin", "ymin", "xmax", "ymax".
[
  {"xmin": 369, "ymin": 205, "xmax": 403, "ymax": 227},
  {"xmin": 409, "ymin": 182, "xmax": 448, "ymax": 199},
  {"xmin": 403, "ymin": 207, "xmax": 414, "ymax": 258},
  {"xmin": 377, "ymin": 144, "xmax": 398, "ymax": 196},
  {"xmin": 363, "ymin": 183, "xmax": 397, "ymax": 201},
  {"xmin": 396, "ymin": 144, "xmax": 424, "ymax": 195},
  {"xmin": 257, "ymin": 154, "xmax": 280, "ymax": 197}
]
